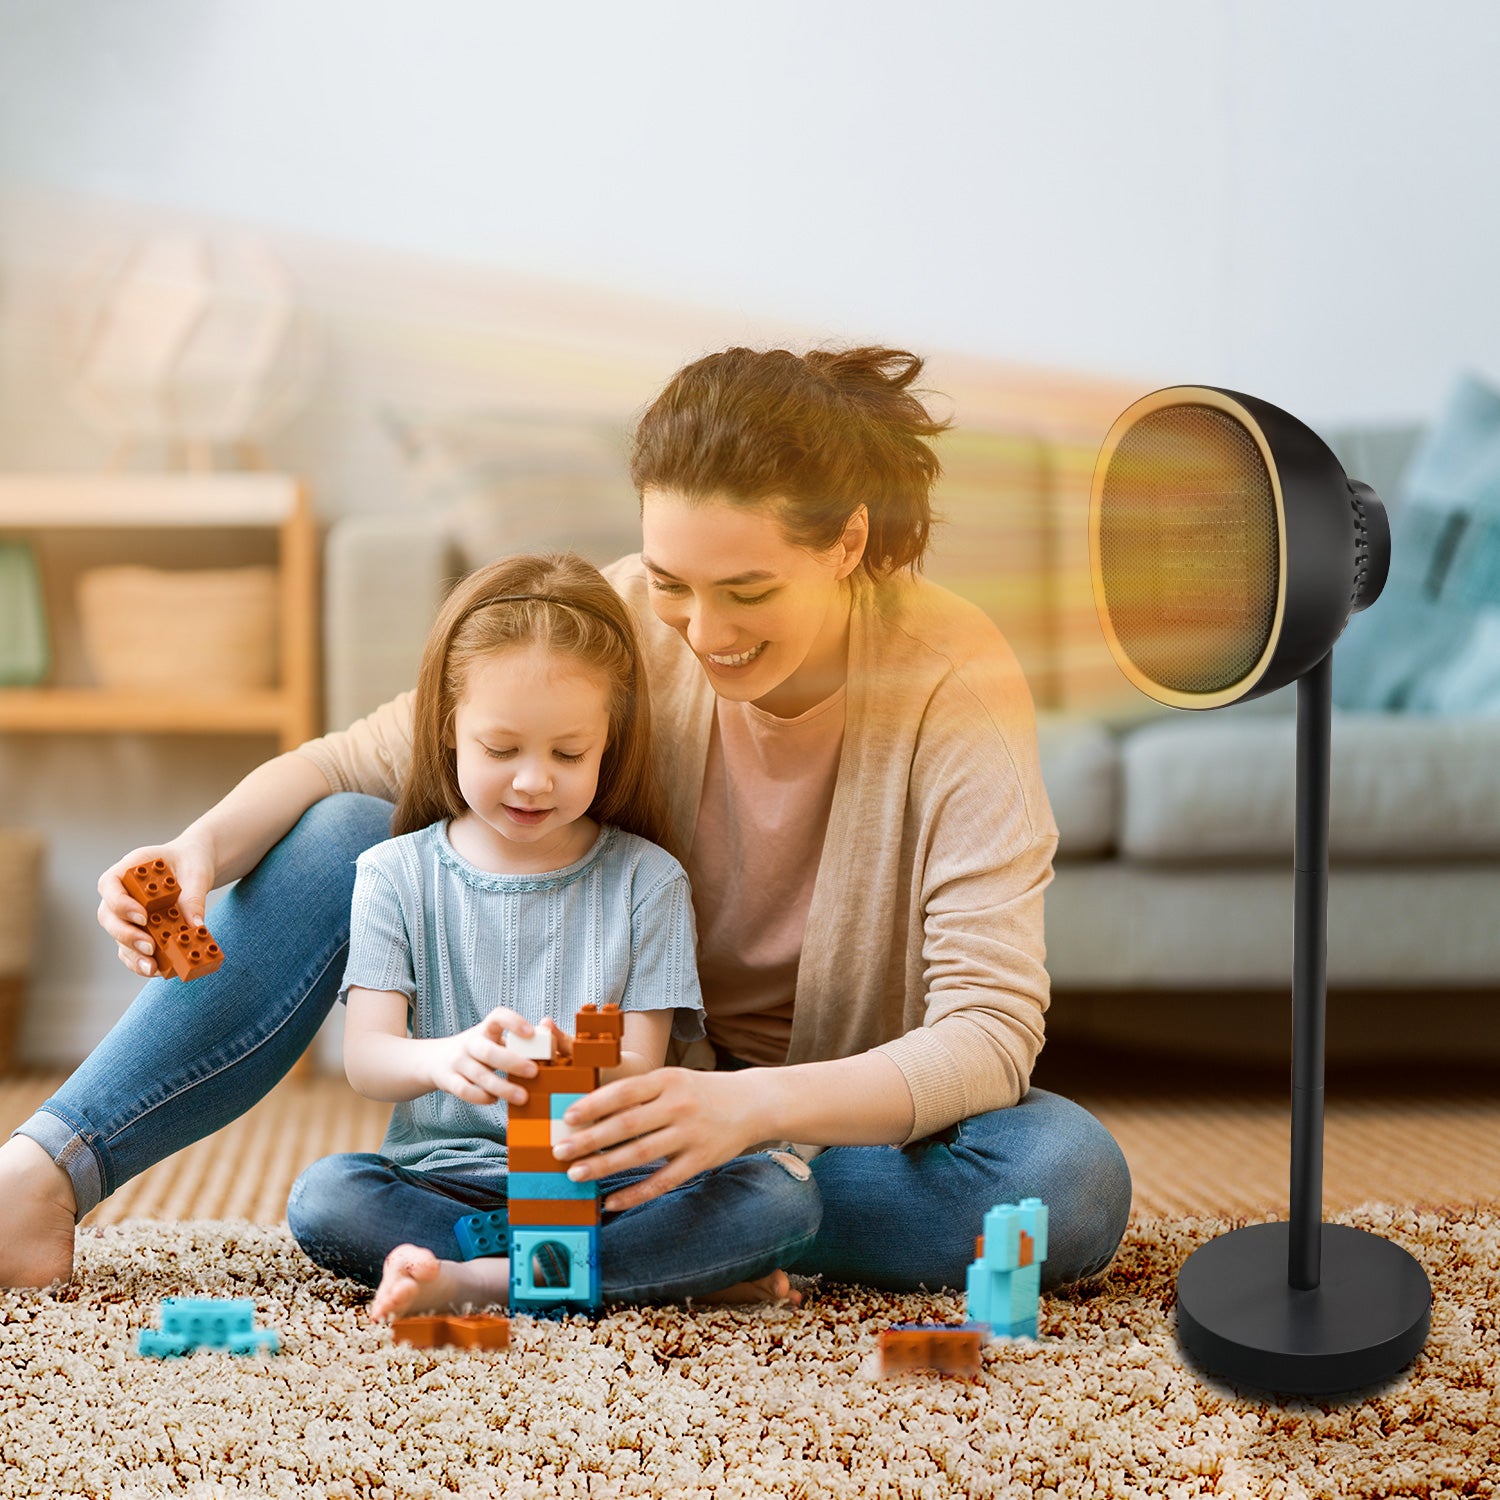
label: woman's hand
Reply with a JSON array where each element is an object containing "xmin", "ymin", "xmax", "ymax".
[
  {"xmin": 97, "ymin": 836, "xmax": 218, "ymax": 979},
  {"xmin": 550, "ymin": 1066, "xmax": 767, "ymax": 1212},
  {"xmin": 426, "ymin": 1010, "xmax": 563, "ymax": 1107}
]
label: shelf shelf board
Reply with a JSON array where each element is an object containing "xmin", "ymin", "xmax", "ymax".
[
  {"xmin": 0, "ymin": 474, "xmax": 302, "ymax": 529},
  {"xmin": 0, "ymin": 687, "xmax": 291, "ymax": 735}
]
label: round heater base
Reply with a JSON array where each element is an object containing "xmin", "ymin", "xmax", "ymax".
[{"xmin": 1176, "ymin": 1221, "xmax": 1431, "ymax": 1397}]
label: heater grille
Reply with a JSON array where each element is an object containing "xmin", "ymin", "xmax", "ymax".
[{"xmin": 1097, "ymin": 404, "xmax": 1279, "ymax": 694}]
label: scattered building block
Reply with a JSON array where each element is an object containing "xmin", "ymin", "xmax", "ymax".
[
  {"xmin": 879, "ymin": 1324, "xmax": 987, "ymax": 1376},
  {"xmin": 391, "ymin": 1312, "xmax": 510, "ymax": 1351},
  {"xmin": 136, "ymin": 1296, "xmax": 278, "ymax": 1356},
  {"xmin": 454, "ymin": 1209, "xmax": 508, "ymax": 1260},
  {"xmin": 967, "ymin": 1197, "xmax": 1048, "ymax": 1340}
]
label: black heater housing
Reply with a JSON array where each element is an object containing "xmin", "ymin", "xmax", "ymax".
[{"xmin": 1090, "ymin": 385, "xmax": 1429, "ymax": 1398}]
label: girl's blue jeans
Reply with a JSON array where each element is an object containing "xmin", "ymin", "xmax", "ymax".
[{"xmin": 14, "ymin": 793, "xmax": 1133, "ymax": 1301}]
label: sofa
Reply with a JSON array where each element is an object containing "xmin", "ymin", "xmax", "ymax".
[{"xmin": 323, "ymin": 397, "xmax": 1500, "ymax": 1063}]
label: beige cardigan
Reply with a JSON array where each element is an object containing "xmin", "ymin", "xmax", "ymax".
[{"xmin": 296, "ymin": 554, "xmax": 1059, "ymax": 1144}]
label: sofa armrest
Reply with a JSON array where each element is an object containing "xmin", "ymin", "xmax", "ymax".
[{"xmin": 324, "ymin": 514, "xmax": 457, "ymax": 732}]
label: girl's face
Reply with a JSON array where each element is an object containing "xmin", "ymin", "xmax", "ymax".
[
  {"xmin": 447, "ymin": 644, "xmax": 612, "ymax": 870},
  {"xmin": 640, "ymin": 489, "xmax": 867, "ymax": 718}
]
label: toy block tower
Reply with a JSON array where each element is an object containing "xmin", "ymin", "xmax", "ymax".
[
  {"xmin": 453, "ymin": 1003, "xmax": 623, "ymax": 1318},
  {"xmin": 966, "ymin": 1197, "xmax": 1048, "ymax": 1340}
]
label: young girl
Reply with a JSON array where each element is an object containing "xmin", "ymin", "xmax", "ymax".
[{"xmin": 285, "ymin": 552, "xmax": 820, "ymax": 1320}]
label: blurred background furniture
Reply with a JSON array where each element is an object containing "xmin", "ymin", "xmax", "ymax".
[{"xmin": 0, "ymin": 827, "xmax": 45, "ymax": 1073}]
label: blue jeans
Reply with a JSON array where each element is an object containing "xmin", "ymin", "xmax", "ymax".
[{"xmin": 15, "ymin": 792, "xmax": 1132, "ymax": 1295}]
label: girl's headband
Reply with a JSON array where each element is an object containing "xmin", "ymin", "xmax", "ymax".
[{"xmin": 463, "ymin": 592, "xmax": 635, "ymax": 650}]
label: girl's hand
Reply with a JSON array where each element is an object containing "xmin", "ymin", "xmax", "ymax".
[
  {"xmin": 427, "ymin": 1009, "xmax": 564, "ymax": 1107},
  {"xmin": 550, "ymin": 1067, "xmax": 766, "ymax": 1212},
  {"xmin": 97, "ymin": 837, "xmax": 217, "ymax": 978}
]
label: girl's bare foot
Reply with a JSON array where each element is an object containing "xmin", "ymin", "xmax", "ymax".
[
  {"xmin": 694, "ymin": 1269, "xmax": 802, "ymax": 1307},
  {"xmin": 0, "ymin": 1135, "xmax": 79, "ymax": 1288},
  {"xmin": 369, "ymin": 1243, "xmax": 510, "ymax": 1323}
]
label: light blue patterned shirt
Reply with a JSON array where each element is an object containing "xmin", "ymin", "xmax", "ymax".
[{"xmin": 340, "ymin": 819, "xmax": 705, "ymax": 1171}]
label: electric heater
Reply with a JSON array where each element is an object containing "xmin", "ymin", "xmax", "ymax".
[{"xmin": 1090, "ymin": 385, "xmax": 1430, "ymax": 1397}]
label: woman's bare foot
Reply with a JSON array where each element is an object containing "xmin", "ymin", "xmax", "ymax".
[
  {"xmin": 368, "ymin": 1243, "xmax": 510, "ymax": 1324},
  {"xmin": 694, "ymin": 1269, "xmax": 802, "ymax": 1308},
  {"xmin": 0, "ymin": 1135, "xmax": 79, "ymax": 1288}
]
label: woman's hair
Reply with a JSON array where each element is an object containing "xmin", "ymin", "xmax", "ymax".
[
  {"xmin": 629, "ymin": 345, "xmax": 950, "ymax": 577},
  {"xmin": 393, "ymin": 552, "xmax": 672, "ymax": 851}
]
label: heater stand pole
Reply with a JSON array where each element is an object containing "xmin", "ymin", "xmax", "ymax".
[
  {"xmin": 1173, "ymin": 648, "xmax": 1431, "ymax": 1396},
  {"xmin": 1289, "ymin": 651, "xmax": 1331, "ymax": 1288}
]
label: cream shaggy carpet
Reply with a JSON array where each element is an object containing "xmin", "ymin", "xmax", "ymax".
[{"xmin": 1, "ymin": 1206, "xmax": 1495, "ymax": 1498}]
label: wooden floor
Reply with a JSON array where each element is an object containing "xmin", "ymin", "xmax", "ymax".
[{"xmin": 2, "ymin": 1044, "xmax": 1497, "ymax": 1226}]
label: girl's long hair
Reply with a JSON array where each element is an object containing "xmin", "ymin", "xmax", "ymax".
[{"xmin": 393, "ymin": 552, "xmax": 672, "ymax": 853}]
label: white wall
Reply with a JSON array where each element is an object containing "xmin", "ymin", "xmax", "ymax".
[{"xmin": 2, "ymin": 0, "xmax": 1496, "ymax": 425}]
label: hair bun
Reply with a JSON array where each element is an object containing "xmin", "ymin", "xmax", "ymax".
[{"xmin": 804, "ymin": 346, "xmax": 926, "ymax": 395}]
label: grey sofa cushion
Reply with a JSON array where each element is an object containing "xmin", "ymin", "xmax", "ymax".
[
  {"xmin": 1045, "ymin": 860, "xmax": 1500, "ymax": 987},
  {"xmin": 1119, "ymin": 714, "xmax": 1500, "ymax": 860},
  {"xmin": 1036, "ymin": 714, "xmax": 1117, "ymax": 857}
]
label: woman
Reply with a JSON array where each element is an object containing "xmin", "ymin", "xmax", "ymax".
[{"xmin": 1, "ymin": 344, "xmax": 1131, "ymax": 1295}]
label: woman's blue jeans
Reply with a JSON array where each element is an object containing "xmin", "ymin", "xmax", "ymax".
[{"xmin": 14, "ymin": 792, "xmax": 1133, "ymax": 1299}]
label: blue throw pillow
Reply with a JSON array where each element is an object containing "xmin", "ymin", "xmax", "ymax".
[{"xmin": 1334, "ymin": 371, "xmax": 1500, "ymax": 714}]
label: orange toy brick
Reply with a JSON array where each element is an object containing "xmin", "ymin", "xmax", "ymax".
[
  {"xmin": 528, "ymin": 1065, "xmax": 598, "ymax": 1093},
  {"xmin": 391, "ymin": 1312, "xmax": 510, "ymax": 1351},
  {"xmin": 507, "ymin": 1197, "xmax": 599, "ymax": 1226},
  {"xmin": 121, "ymin": 859, "xmax": 182, "ymax": 915},
  {"xmin": 152, "ymin": 909, "xmax": 224, "ymax": 981},
  {"xmin": 127, "ymin": 857, "xmax": 224, "ymax": 982},
  {"xmin": 144, "ymin": 905, "xmax": 224, "ymax": 981},
  {"xmin": 878, "ymin": 1324, "xmax": 986, "ymax": 1376},
  {"xmin": 575, "ymin": 1002, "xmax": 624, "ymax": 1039},
  {"xmin": 570, "ymin": 1038, "xmax": 618, "ymax": 1069}
]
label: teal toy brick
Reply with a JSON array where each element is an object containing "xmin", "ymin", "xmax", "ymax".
[
  {"xmin": 550, "ymin": 1093, "xmax": 588, "ymax": 1118},
  {"xmin": 454, "ymin": 1209, "xmax": 508, "ymax": 1260},
  {"xmin": 137, "ymin": 1297, "xmax": 279, "ymax": 1356},
  {"xmin": 137, "ymin": 1329, "xmax": 191, "ymax": 1357},
  {"xmin": 510, "ymin": 1225, "xmax": 600, "ymax": 1315},
  {"xmin": 506, "ymin": 1170, "xmax": 596, "ymax": 1200},
  {"xmin": 966, "ymin": 1197, "xmax": 1047, "ymax": 1342}
]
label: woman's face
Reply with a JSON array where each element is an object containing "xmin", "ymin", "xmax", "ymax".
[{"xmin": 640, "ymin": 489, "xmax": 867, "ymax": 716}]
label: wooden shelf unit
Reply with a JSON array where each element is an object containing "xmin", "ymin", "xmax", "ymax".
[{"xmin": 0, "ymin": 474, "xmax": 319, "ymax": 751}]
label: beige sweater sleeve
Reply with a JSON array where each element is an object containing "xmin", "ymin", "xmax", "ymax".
[
  {"xmin": 293, "ymin": 690, "xmax": 418, "ymax": 804},
  {"xmin": 873, "ymin": 660, "xmax": 1058, "ymax": 1139}
]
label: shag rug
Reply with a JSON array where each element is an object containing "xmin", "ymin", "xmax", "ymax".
[{"xmin": 1, "ymin": 1206, "xmax": 1495, "ymax": 1499}]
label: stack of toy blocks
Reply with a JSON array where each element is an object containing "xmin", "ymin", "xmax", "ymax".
[
  {"xmin": 137, "ymin": 1297, "xmax": 278, "ymax": 1357},
  {"xmin": 966, "ymin": 1196, "xmax": 1048, "ymax": 1339},
  {"xmin": 120, "ymin": 858, "xmax": 224, "ymax": 982},
  {"xmin": 453, "ymin": 1004, "xmax": 623, "ymax": 1318}
]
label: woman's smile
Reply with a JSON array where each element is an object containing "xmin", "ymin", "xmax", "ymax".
[{"xmin": 704, "ymin": 641, "xmax": 769, "ymax": 671}]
